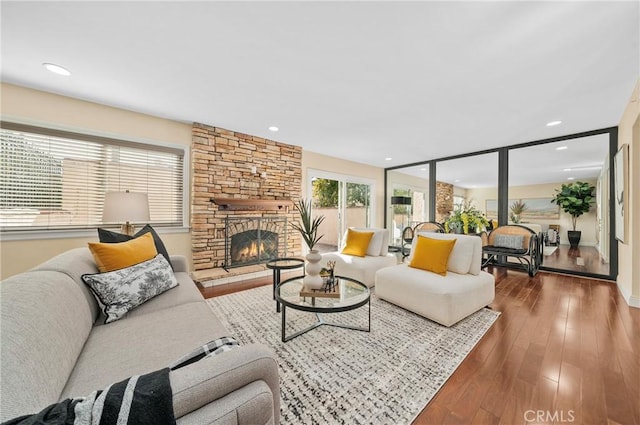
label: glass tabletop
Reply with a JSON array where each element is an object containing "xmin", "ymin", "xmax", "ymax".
[
  {"xmin": 265, "ymin": 258, "xmax": 305, "ymax": 270},
  {"xmin": 276, "ymin": 276, "xmax": 370, "ymax": 313}
]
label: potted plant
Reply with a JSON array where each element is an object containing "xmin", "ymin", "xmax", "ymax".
[
  {"xmin": 551, "ymin": 181, "xmax": 595, "ymax": 248},
  {"xmin": 291, "ymin": 199, "xmax": 325, "ymax": 289},
  {"xmin": 509, "ymin": 200, "xmax": 527, "ymax": 224},
  {"xmin": 444, "ymin": 201, "xmax": 489, "ymax": 234}
]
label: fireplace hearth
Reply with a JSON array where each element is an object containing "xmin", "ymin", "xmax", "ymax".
[{"xmin": 224, "ymin": 216, "xmax": 288, "ymax": 269}]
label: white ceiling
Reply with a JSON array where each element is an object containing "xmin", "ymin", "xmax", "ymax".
[{"xmin": 1, "ymin": 1, "xmax": 638, "ymax": 171}]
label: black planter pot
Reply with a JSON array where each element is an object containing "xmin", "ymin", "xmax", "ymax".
[{"xmin": 567, "ymin": 230, "xmax": 581, "ymax": 248}]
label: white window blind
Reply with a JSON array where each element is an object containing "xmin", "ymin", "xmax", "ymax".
[{"xmin": 0, "ymin": 122, "xmax": 185, "ymax": 232}]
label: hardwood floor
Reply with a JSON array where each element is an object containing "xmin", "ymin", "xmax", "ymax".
[
  {"xmin": 199, "ymin": 267, "xmax": 640, "ymax": 425},
  {"xmin": 541, "ymin": 244, "xmax": 610, "ymax": 276}
]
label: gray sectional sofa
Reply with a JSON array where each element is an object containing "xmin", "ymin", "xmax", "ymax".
[{"xmin": 0, "ymin": 248, "xmax": 280, "ymax": 424}]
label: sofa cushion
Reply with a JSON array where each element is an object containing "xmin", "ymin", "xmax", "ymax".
[
  {"xmin": 82, "ymin": 254, "xmax": 178, "ymax": 324},
  {"xmin": 412, "ymin": 232, "xmax": 476, "ymax": 275},
  {"xmin": 98, "ymin": 224, "xmax": 173, "ymax": 269},
  {"xmin": 60, "ymin": 302, "xmax": 228, "ymax": 400},
  {"xmin": 341, "ymin": 229, "xmax": 374, "ymax": 257},
  {"xmin": 88, "ymin": 232, "xmax": 158, "ymax": 272},
  {"xmin": 494, "ymin": 234, "xmax": 525, "ymax": 250},
  {"xmin": 409, "ymin": 236, "xmax": 456, "ymax": 275},
  {"xmin": 0, "ymin": 271, "xmax": 94, "ymax": 421}
]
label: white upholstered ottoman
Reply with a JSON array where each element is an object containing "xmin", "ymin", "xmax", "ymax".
[{"xmin": 374, "ymin": 233, "xmax": 495, "ymax": 326}]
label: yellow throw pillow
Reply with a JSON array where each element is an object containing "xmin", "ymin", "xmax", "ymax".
[
  {"xmin": 88, "ymin": 232, "xmax": 158, "ymax": 272},
  {"xmin": 409, "ymin": 235, "xmax": 456, "ymax": 276},
  {"xmin": 341, "ymin": 229, "xmax": 375, "ymax": 257}
]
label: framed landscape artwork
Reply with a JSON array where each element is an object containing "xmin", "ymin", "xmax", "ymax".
[
  {"xmin": 614, "ymin": 144, "xmax": 628, "ymax": 242},
  {"xmin": 485, "ymin": 198, "xmax": 560, "ymax": 220}
]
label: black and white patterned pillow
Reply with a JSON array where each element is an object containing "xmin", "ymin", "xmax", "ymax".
[{"xmin": 82, "ymin": 254, "xmax": 178, "ymax": 324}]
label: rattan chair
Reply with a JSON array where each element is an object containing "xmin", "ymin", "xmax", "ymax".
[
  {"xmin": 402, "ymin": 222, "xmax": 445, "ymax": 259},
  {"xmin": 481, "ymin": 224, "xmax": 542, "ymax": 277},
  {"xmin": 413, "ymin": 221, "xmax": 445, "ymax": 233}
]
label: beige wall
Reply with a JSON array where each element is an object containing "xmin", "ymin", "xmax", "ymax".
[
  {"xmin": 0, "ymin": 83, "xmax": 193, "ymax": 279},
  {"xmin": 616, "ymin": 79, "xmax": 640, "ymax": 307},
  {"xmin": 302, "ymin": 151, "xmax": 385, "ymax": 228}
]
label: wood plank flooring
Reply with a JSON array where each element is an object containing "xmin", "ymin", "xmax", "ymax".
[
  {"xmin": 541, "ymin": 245, "xmax": 610, "ymax": 276},
  {"xmin": 199, "ymin": 266, "xmax": 640, "ymax": 425}
]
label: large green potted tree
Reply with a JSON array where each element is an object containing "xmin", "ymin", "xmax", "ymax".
[{"xmin": 551, "ymin": 181, "xmax": 596, "ymax": 248}]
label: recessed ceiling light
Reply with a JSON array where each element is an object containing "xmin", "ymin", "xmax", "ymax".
[
  {"xmin": 546, "ymin": 120, "xmax": 562, "ymax": 127},
  {"xmin": 420, "ymin": 168, "xmax": 427, "ymax": 171},
  {"xmin": 454, "ymin": 179, "xmax": 461, "ymax": 183},
  {"xmin": 43, "ymin": 63, "xmax": 71, "ymax": 76},
  {"xmin": 567, "ymin": 177, "xmax": 575, "ymax": 180},
  {"xmin": 268, "ymin": 126, "xmax": 279, "ymax": 132},
  {"xmin": 556, "ymin": 146, "xmax": 568, "ymax": 151},
  {"xmin": 563, "ymin": 168, "xmax": 572, "ymax": 171},
  {"xmin": 385, "ymin": 157, "xmax": 392, "ymax": 161}
]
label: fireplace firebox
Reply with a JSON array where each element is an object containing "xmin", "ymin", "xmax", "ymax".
[{"xmin": 224, "ymin": 216, "xmax": 288, "ymax": 269}]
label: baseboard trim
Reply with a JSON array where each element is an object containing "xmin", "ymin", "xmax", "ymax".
[{"xmin": 617, "ymin": 281, "xmax": 640, "ymax": 308}]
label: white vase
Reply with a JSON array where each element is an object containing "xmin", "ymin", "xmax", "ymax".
[{"xmin": 303, "ymin": 249, "xmax": 323, "ymax": 290}]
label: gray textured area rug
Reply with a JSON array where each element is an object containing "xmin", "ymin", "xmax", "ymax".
[{"xmin": 207, "ymin": 285, "xmax": 499, "ymax": 424}]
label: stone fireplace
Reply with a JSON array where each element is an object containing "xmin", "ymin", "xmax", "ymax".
[
  {"xmin": 224, "ymin": 216, "xmax": 288, "ymax": 269},
  {"xmin": 191, "ymin": 123, "xmax": 302, "ymax": 272}
]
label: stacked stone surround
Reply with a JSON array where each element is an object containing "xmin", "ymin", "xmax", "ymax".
[
  {"xmin": 191, "ymin": 122, "xmax": 302, "ymax": 271},
  {"xmin": 435, "ymin": 181, "xmax": 454, "ymax": 223}
]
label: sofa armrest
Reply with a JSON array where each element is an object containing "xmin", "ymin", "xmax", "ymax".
[
  {"xmin": 170, "ymin": 255, "xmax": 189, "ymax": 273},
  {"xmin": 169, "ymin": 343, "xmax": 280, "ymax": 422}
]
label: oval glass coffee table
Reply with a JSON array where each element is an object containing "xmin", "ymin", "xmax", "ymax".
[{"xmin": 275, "ymin": 275, "xmax": 370, "ymax": 342}]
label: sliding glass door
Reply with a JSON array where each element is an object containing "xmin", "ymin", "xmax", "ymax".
[{"xmin": 309, "ymin": 170, "xmax": 374, "ymax": 252}]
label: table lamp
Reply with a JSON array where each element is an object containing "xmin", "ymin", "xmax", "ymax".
[{"xmin": 102, "ymin": 191, "xmax": 150, "ymax": 236}]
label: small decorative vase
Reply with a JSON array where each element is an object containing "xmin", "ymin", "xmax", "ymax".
[{"xmin": 303, "ymin": 249, "xmax": 323, "ymax": 290}]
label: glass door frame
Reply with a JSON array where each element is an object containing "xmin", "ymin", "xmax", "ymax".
[{"xmin": 307, "ymin": 168, "xmax": 377, "ymax": 248}]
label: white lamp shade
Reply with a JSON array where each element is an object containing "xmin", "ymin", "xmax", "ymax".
[{"xmin": 102, "ymin": 192, "xmax": 150, "ymax": 223}]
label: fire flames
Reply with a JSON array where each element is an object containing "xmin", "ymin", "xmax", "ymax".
[{"xmin": 233, "ymin": 240, "xmax": 265, "ymax": 262}]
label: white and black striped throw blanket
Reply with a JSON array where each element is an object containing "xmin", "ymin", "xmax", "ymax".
[
  {"xmin": 3, "ymin": 368, "xmax": 174, "ymax": 425},
  {"xmin": 168, "ymin": 336, "xmax": 240, "ymax": 370},
  {"xmin": 3, "ymin": 337, "xmax": 240, "ymax": 425}
]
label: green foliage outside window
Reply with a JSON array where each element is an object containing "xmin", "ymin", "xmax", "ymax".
[
  {"xmin": 312, "ymin": 178, "xmax": 338, "ymax": 207},
  {"xmin": 312, "ymin": 178, "xmax": 370, "ymax": 208}
]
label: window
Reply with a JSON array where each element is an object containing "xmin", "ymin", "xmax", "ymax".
[
  {"xmin": 308, "ymin": 170, "xmax": 375, "ymax": 252},
  {"xmin": 453, "ymin": 195, "xmax": 465, "ymax": 208},
  {"xmin": 0, "ymin": 122, "xmax": 186, "ymax": 233}
]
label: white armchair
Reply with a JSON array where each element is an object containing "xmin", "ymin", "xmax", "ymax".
[
  {"xmin": 321, "ymin": 228, "xmax": 398, "ymax": 287},
  {"xmin": 375, "ymin": 233, "xmax": 495, "ymax": 326}
]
